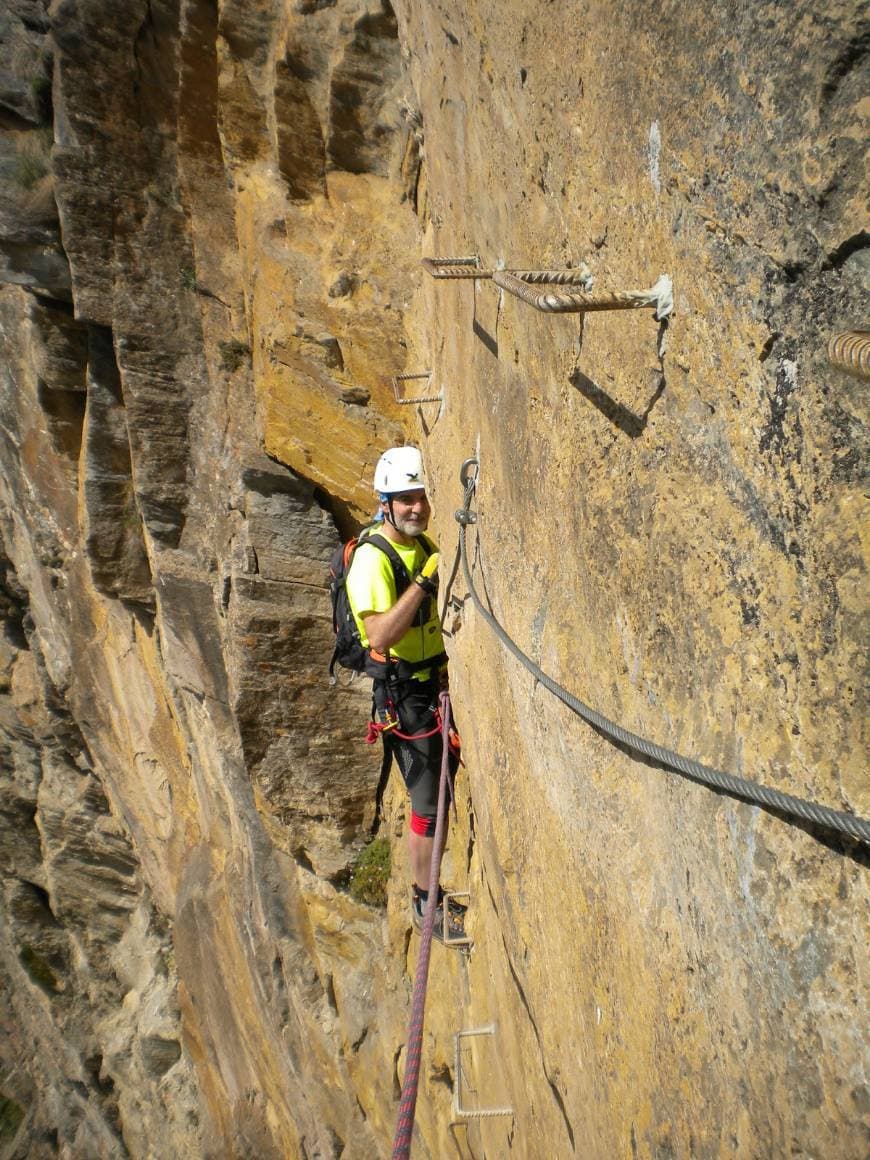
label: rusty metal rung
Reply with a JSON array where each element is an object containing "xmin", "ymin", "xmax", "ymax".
[
  {"xmin": 452, "ymin": 1024, "xmax": 514, "ymax": 1120},
  {"xmin": 423, "ymin": 255, "xmax": 480, "ymax": 267},
  {"xmin": 391, "ymin": 371, "xmax": 442, "ymax": 405},
  {"xmin": 493, "ymin": 269, "xmax": 673, "ymax": 319},
  {"xmin": 422, "ymin": 256, "xmax": 673, "ymax": 319},
  {"xmin": 421, "ymin": 256, "xmax": 486, "ymax": 279},
  {"xmin": 828, "ymin": 330, "xmax": 870, "ymax": 380}
]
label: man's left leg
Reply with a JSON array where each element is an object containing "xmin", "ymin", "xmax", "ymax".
[
  {"xmin": 390, "ymin": 681, "xmax": 463, "ymax": 936},
  {"xmin": 409, "ymin": 832, "xmax": 435, "ymax": 893}
]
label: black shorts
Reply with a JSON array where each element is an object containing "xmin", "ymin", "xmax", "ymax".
[{"xmin": 374, "ymin": 676, "xmax": 459, "ymax": 820}]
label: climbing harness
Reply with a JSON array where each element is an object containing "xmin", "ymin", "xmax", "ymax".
[
  {"xmin": 422, "ymin": 255, "xmax": 674, "ymax": 320},
  {"xmin": 366, "ymin": 683, "xmax": 464, "ymax": 797},
  {"xmin": 392, "ymin": 690, "xmax": 458, "ymax": 1159},
  {"xmin": 366, "ymin": 717, "xmax": 440, "ymax": 744},
  {"xmin": 365, "ymin": 704, "xmax": 462, "ymax": 755},
  {"xmin": 368, "ymin": 677, "xmax": 461, "ymax": 841},
  {"xmin": 453, "ymin": 460, "xmax": 870, "ymax": 846}
]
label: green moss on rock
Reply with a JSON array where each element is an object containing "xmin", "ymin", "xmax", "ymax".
[
  {"xmin": 348, "ymin": 837, "xmax": 391, "ymax": 907},
  {"xmin": 0, "ymin": 1094, "xmax": 25, "ymax": 1141},
  {"xmin": 19, "ymin": 944, "xmax": 60, "ymax": 993}
]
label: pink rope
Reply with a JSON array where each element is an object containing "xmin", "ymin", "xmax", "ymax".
[{"xmin": 391, "ymin": 689, "xmax": 453, "ymax": 1158}]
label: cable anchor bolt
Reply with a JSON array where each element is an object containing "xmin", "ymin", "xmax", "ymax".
[{"xmin": 459, "ymin": 457, "xmax": 479, "ymax": 489}]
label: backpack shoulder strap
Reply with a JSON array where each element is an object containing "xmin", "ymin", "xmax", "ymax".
[
  {"xmin": 342, "ymin": 526, "xmax": 380, "ymax": 579},
  {"xmin": 365, "ymin": 531, "xmax": 434, "ymax": 559},
  {"xmin": 352, "ymin": 532, "xmax": 438, "ymax": 660},
  {"xmin": 362, "ymin": 532, "xmax": 413, "ymax": 587}
]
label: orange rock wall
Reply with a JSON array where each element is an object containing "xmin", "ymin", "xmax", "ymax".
[{"xmin": 0, "ymin": 1, "xmax": 866, "ymax": 1157}]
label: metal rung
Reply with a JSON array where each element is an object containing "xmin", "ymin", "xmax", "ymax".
[
  {"xmin": 493, "ymin": 269, "xmax": 672, "ymax": 319},
  {"xmin": 452, "ymin": 1024, "xmax": 514, "ymax": 1120},
  {"xmin": 423, "ymin": 255, "xmax": 673, "ymax": 319},
  {"xmin": 421, "ymin": 255, "xmax": 484, "ymax": 279},
  {"xmin": 828, "ymin": 330, "xmax": 870, "ymax": 380},
  {"xmin": 391, "ymin": 371, "xmax": 443, "ymax": 405},
  {"xmin": 442, "ymin": 891, "xmax": 472, "ymax": 948},
  {"xmin": 426, "ymin": 255, "xmax": 480, "ymax": 265}
]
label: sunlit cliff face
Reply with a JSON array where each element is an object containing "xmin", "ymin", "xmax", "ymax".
[{"xmin": 0, "ymin": 0, "xmax": 866, "ymax": 1156}]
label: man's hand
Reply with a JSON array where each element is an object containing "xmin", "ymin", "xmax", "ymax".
[
  {"xmin": 364, "ymin": 551, "xmax": 439, "ymax": 651},
  {"xmin": 420, "ymin": 552, "xmax": 439, "ymax": 581},
  {"xmin": 415, "ymin": 551, "xmax": 439, "ymax": 595}
]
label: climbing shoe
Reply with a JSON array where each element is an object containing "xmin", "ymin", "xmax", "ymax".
[
  {"xmin": 421, "ymin": 885, "xmax": 468, "ymax": 917},
  {"xmin": 413, "ymin": 886, "xmax": 468, "ymax": 920},
  {"xmin": 411, "ymin": 895, "xmax": 467, "ymax": 946},
  {"xmin": 442, "ymin": 891, "xmax": 468, "ymax": 919}
]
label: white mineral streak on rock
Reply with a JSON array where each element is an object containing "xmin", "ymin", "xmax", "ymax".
[{"xmin": 648, "ymin": 120, "xmax": 662, "ymax": 194}]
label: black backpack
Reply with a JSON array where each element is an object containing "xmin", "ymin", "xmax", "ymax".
[{"xmin": 328, "ymin": 528, "xmax": 435, "ymax": 682}]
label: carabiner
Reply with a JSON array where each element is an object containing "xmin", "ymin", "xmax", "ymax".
[{"xmin": 459, "ymin": 457, "xmax": 479, "ymax": 491}]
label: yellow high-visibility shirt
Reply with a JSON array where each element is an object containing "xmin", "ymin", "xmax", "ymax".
[{"xmin": 345, "ymin": 532, "xmax": 445, "ymax": 680}]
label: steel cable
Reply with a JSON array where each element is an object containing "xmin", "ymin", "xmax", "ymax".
[{"xmin": 454, "ymin": 466, "xmax": 869, "ymax": 846}]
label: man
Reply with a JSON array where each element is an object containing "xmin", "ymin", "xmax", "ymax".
[{"xmin": 346, "ymin": 446, "xmax": 463, "ymax": 943}]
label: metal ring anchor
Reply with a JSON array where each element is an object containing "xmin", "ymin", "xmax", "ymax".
[
  {"xmin": 456, "ymin": 458, "xmax": 480, "ymax": 525},
  {"xmin": 459, "ymin": 457, "xmax": 479, "ymax": 490}
]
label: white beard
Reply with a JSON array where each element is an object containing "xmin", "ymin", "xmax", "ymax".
[{"xmin": 392, "ymin": 511, "xmax": 429, "ymax": 537}]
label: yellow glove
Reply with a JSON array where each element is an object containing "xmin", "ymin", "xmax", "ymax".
[
  {"xmin": 420, "ymin": 552, "xmax": 440, "ymax": 580},
  {"xmin": 415, "ymin": 552, "xmax": 439, "ymax": 595}
]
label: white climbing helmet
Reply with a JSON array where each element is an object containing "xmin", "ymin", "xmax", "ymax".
[{"xmin": 373, "ymin": 446, "xmax": 427, "ymax": 496}]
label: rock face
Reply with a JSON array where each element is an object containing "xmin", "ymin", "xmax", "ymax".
[{"xmin": 0, "ymin": 1, "xmax": 867, "ymax": 1157}]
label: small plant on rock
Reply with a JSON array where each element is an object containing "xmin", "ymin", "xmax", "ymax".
[
  {"xmin": 219, "ymin": 339, "xmax": 251, "ymax": 373},
  {"xmin": 348, "ymin": 837, "xmax": 391, "ymax": 907},
  {"xmin": 12, "ymin": 135, "xmax": 50, "ymax": 191},
  {"xmin": 19, "ymin": 944, "xmax": 60, "ymax": 993},
  {"xmin": 0, "ymin": 1095, "xmax": 25, "ymax": 1143}
]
